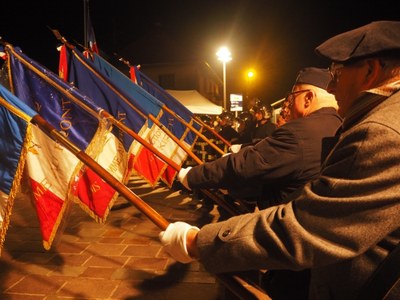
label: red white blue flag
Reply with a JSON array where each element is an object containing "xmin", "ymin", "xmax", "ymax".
[{"xmin": 5, "ymin": 45, "xmax": 114, "ymax": 248}]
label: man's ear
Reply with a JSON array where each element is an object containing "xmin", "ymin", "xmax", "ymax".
[
  {"xmin": 364, "ymin": 59, "xmax": 381, "ymax": 86},
  {"xmin": 304, "ymin": 90, "xmax": 314, "ymax": 108}
]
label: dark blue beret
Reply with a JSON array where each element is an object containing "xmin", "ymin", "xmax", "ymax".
[
  {"xmin": 294, "ymin": 67, "xmax": 331, "ymax": 90},
  {"xmin": 315, "ymin": 20, "xmax": 400, "ymax": 63}
]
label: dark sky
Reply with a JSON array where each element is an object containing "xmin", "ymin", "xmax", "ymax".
[{"xmin": 2, "ymin": 0, "xmax": 400, "ymax": 104}]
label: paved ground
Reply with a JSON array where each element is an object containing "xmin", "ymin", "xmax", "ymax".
[{"xmin": 0, "ymin": 174, "xmax": 270, "ymax": 300}]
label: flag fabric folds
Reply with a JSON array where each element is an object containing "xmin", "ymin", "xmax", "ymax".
[
  {"xmin": 8, "ymin": 46, "xmax": 100, "ymax": 150},
  {"xmin": 4, "ymin": 45, "xmax": 120, "ymax": 248},
  {"xmin": 0, "ymin": 84, "xmax": 34, "ymax": 255},
  {"xmin": 59, "ymin": 44, "xmax": 129, "ymax": 220},
  {"xmin": 26, "ymin": 123, "xmax": 79, "ymax": 250}
]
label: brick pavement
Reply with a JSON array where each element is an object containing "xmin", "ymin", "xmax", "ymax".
[{"xmin": 0, "ymin": 174, "xmax": 270, "ymax": 300}]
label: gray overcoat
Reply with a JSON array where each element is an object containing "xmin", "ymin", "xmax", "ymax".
[{"xmin": 197, "ymin": 89, "xmax": 400, "ymax": 299}]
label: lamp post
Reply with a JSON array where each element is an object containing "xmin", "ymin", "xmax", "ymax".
[{"xmin": 216, "ymin": 47, "xmax": 232, "ymax": 110}]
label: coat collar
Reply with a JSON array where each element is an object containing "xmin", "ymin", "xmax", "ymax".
[{"xmin": 342, "ymin": 80, "xmax": 400, "ymax": 130}]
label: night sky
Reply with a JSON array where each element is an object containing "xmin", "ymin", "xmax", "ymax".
[{"xmin": 2, "ymin": 0, "xmax": 400, "ymax": 105}]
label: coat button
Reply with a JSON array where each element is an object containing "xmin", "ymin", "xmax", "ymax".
[{"xmin": 222, "ymin": 230, "xmax": 231, "ymax": 237}]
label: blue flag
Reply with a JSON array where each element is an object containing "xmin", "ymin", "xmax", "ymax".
[
  {"xmin": 0, "ymin": 83, "xmax": 35, "ymax": 254},
  {"xmin": 8, "ymin": 46, "xmax": 101, "ymax": 151}
]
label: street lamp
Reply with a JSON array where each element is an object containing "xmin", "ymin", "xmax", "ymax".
[
  {"xmin": 246, "ymin": 69, "xmax": 255, "ymax": 100},
  {"xmin": 245, "ymin": 70, "xmax": 255, "ymax": 108},
  {"xmin": 216, "ymin": 46, "xmax": 232, "ymax": 110}
]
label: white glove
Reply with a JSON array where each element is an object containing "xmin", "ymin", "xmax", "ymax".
[
  {"xmin": 222, "ymin": 152, "xmax": 231, "ymax": 157},
  {"xmin": 229, "ymin": 144, "xmax": 242, "ymax": 153},
  {"xmin": 177, "ymin": 167, "xmax": 192, "ymax": 190},
  {"xmin": 159, "ymin": 221, "xmax": 200, "ymax": 263}
]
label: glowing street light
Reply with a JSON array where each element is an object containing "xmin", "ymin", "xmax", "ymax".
[
  {"xmin": 246, "ymin": 69, "xmax": 255, "ymax": 100},
  {"xmin": 216, "ymin": 46, "xmax": 232, "ymax": 110}
]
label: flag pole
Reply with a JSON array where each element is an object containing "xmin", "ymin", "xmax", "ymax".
[{"xmin": 160, "ymin": 104, "xmax": 228, "ymax": 155}]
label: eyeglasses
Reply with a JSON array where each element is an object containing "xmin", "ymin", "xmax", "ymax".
[
  {"xmin": 329, "ymin": 62, "xmax": 345, "ymax": 81},
  {"xmin": 285, "ymin": 89, "xmax": 311, "ymax": 107}
]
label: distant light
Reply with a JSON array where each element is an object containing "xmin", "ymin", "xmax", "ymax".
[
  {"xmin": 216, "ymin": 47, "xmax": 232, "ymax": 63},
  {"xmin": 247, "ymin": 70, "xmax": 254, "ymax": 78}
]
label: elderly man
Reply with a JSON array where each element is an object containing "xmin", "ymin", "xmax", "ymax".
[
  {"xmin": 160, "ymin": 20, "xmax": 400, "ymax": 300},
  {"xmin": 179, "ymin": 67, "xmax": 341, "ymax": 210}
]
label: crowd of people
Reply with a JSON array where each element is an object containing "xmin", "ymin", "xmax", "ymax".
[
  {"xmin": 194, "ymin": 100, "xmax": 282, "ymax": 159},
  {"xmin": 160, "ymin": 20, "xmax": 400, "ymax": 300}
]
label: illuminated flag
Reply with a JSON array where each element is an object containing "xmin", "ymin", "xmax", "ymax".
[
  {"xmin": 59, "ymin": 44, "xmax": 128, "ymax": 220},
  {"xmin": 5, "ymin": 45, "xmax": 117, "ymax": 249},
  {"xmin": 0, "ymin": 82, "xmax": 78, "ymax": 250},
  {"xmin": 27, "ymin": 124, "xmax": 79, "ymax": 250}
]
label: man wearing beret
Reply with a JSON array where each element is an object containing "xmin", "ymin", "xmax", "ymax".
[
  {"xmin": 178, "ymin": 67, "xmax": 341, "ymax": 211},
  {"xmin": 160, "ymin": 20, "xmax": 400, "ymax": 299}
]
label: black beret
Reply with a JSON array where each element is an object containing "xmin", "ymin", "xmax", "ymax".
[
  {"xmin": 315, "ymin": 20, "xmax": 400, "ymax": 63},
  {"xmin": 294, "ymin": 67, "xmax": 331, "ymax": 90}
]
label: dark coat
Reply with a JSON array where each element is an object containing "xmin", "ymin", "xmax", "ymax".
[
  {"xmin": 252, "ymin": 119, "xmax": 277, "ymax": 143},
  {"xmin": 187, "ymin": 107, "xmax": 342, "ymax": 207}
]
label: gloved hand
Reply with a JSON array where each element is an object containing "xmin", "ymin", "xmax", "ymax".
[
  {"xmin": 177, "ymin": 167, "xmax": 192, "ymax": 190},
  {"xmin": 229, "ymin": 144, "xmax": 242, "ymax": 153},
  {"xmin": 159, "ymin": 221, "xmax": 200, "ymax": 263}
]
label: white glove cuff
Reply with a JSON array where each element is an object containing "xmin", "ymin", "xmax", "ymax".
[
  {"xmin": 181, "ymin": 225, "xmax": 200, "ymax": 259},
  {"xmin": 178, "ymin": 167, "xmax": 192, "ymax": 190},
  {"xmin": 230, "ymin": 144, "xmax": 242, "ymax": 153},
  {"xmin": 160, "ymin": 222, "xmax": 200, "ymax": 263}
]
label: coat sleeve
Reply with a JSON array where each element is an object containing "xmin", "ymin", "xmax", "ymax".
[
  {"xmin": 196, "ymin": 121, "xmax": 400, "ymax": 274},
  {"xmin": 187, "ymin": 127, "xmax": 303, "ymax": 190}
]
